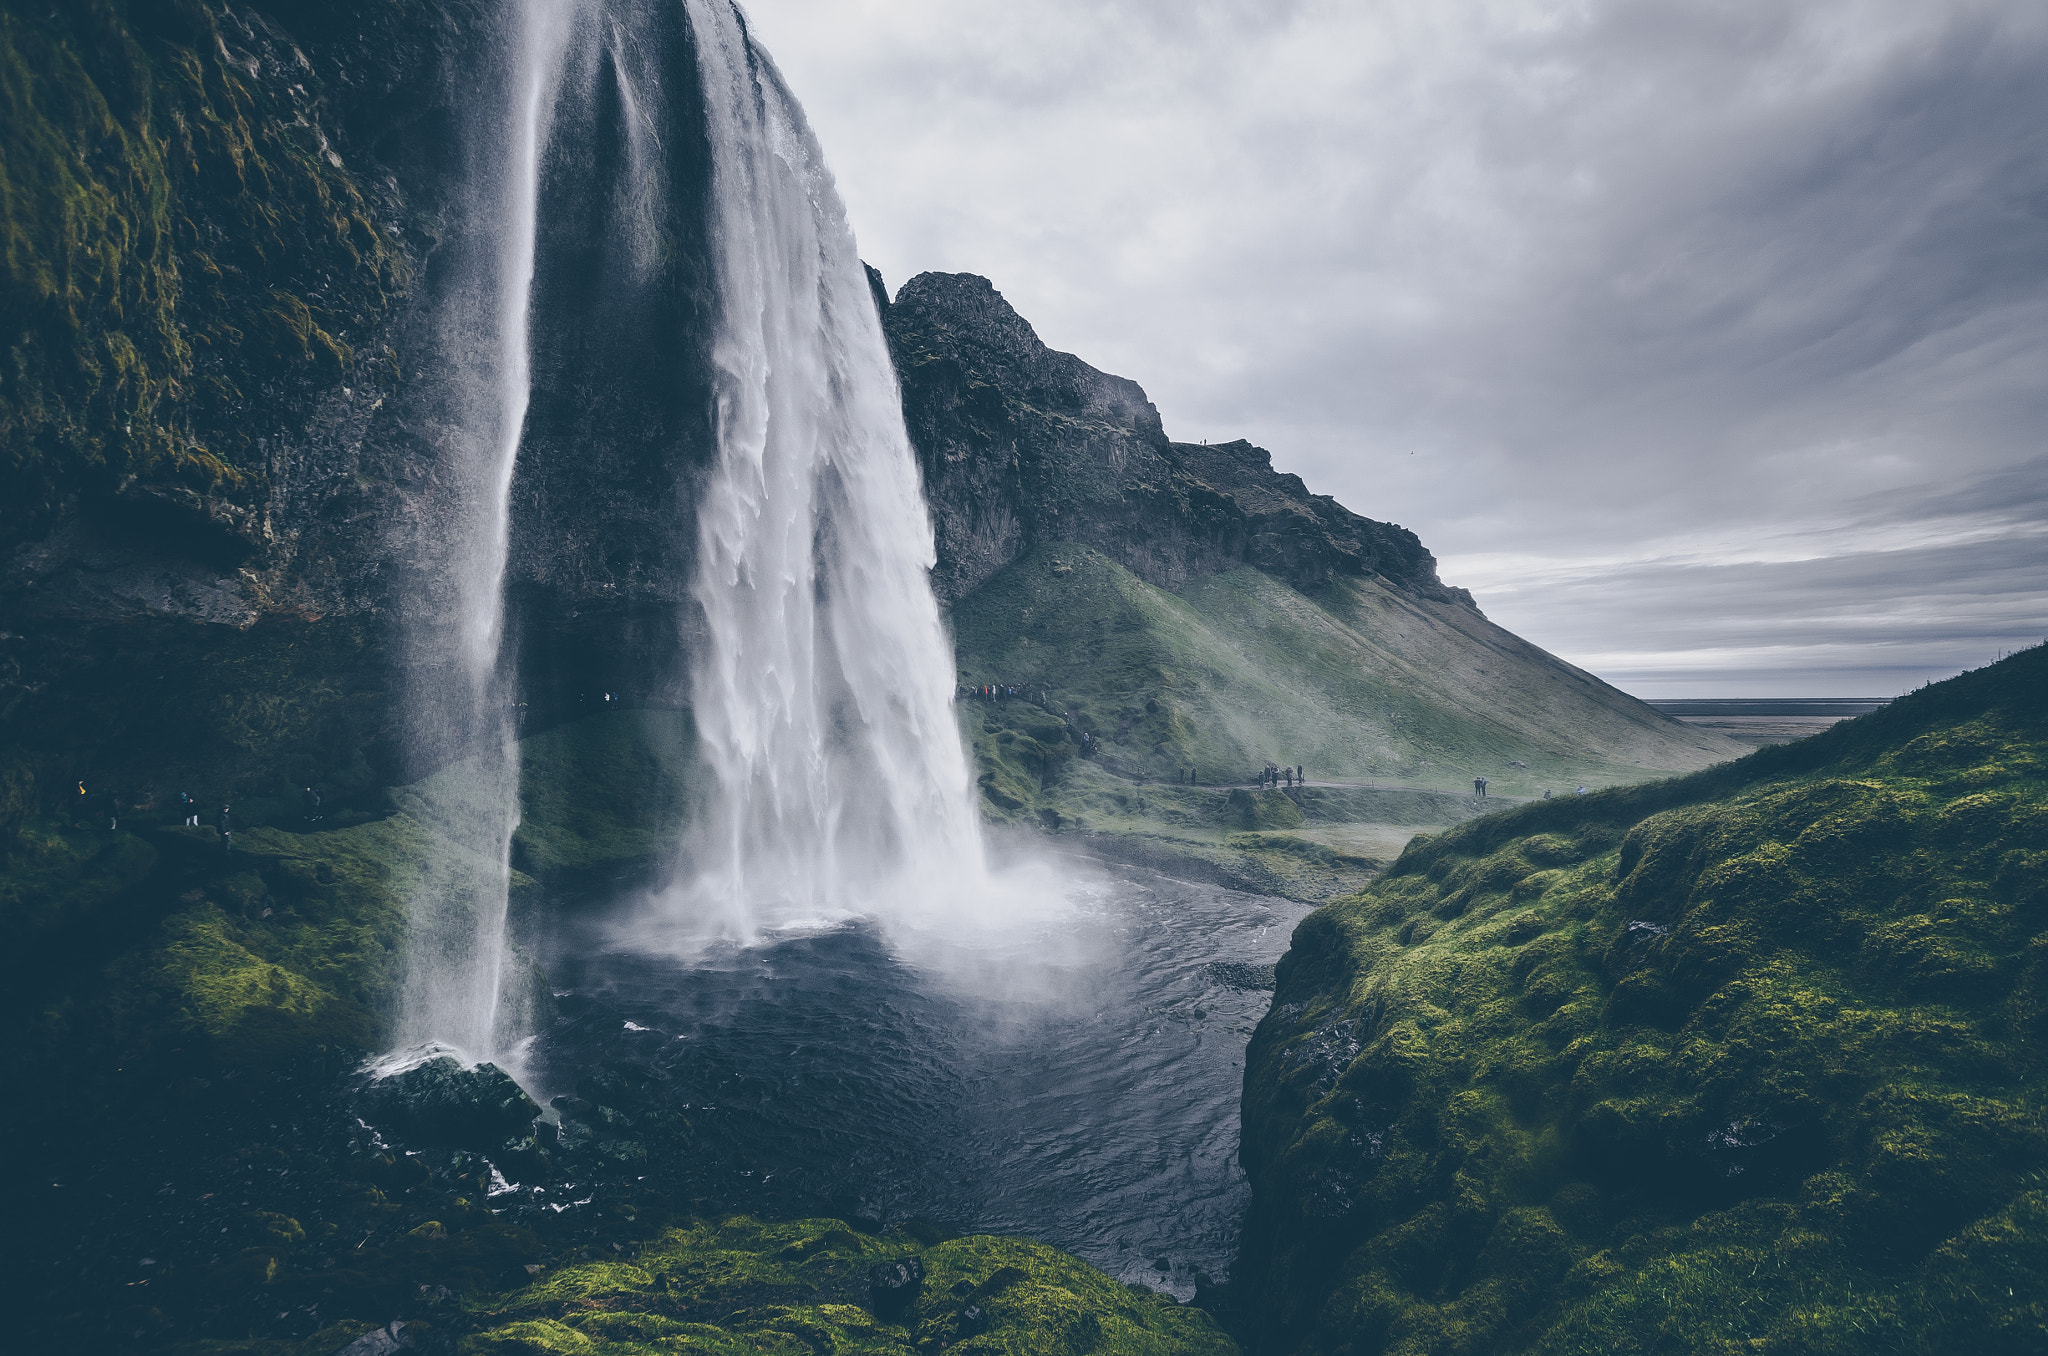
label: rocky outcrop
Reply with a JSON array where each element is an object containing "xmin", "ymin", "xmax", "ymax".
[
  {"xmin": 880, "ymin": 270, "xmax": 1474, "ymax": 609},
  {"xmin": 1234, "ymin": 645, "xmax": 2048, "ymax": 1354}
]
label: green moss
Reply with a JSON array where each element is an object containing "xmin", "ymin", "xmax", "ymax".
[
  {"xmin": 513, "ymin": 710, "xmax": 701, "ymax": 878},
  {"xmin": 1239, "ymin": 644, "xmax": 2048, "ymax": 1354},
  {"xmin": 0, "ymin": 0, "xmax": 405, "ymax": 548},
  {"xmin": 460, "ymin": 1216, "xmax": 1236, "ymax": 1356},
  {"xmin": 0, "ymin": 816, "xmax": 154, "ymax": 948}
]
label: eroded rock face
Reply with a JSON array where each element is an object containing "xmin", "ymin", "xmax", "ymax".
[{"xmin": 880, "ymin": 269, "xmax": 1474, "ymax": 609}]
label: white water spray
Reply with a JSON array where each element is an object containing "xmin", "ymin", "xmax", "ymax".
[
  {"xmin": 392, "ymin": 0, "xmax": 582, "ymax": 1068},
  {"xmin": 669, "ymin": 0, "xmax": 988, "ymax": 938}
]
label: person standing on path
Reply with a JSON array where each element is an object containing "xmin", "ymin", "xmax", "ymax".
[
  {"xmin": 1475, "ymin": 777, "xmax": 1487, "ymax": 797},
  {"xmin": 218, "ymin": 803, "xmax": 234, "ymax": 853}
]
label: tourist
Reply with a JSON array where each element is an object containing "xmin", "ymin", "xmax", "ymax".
[
  {"xmin": 1576, "ymin": 785, "xmax": 1586, "ymax": 795},
  {"xmin": 219, "ymin": 803, "xmax": 234, "ymax": 853},
  {"xmin": 105, "ymin": 788, "xmax": 120, "ymax": 831},
  {"xmin": 304, "ymin": 785, "xmax": 323, "ymax": 825},
  {"xmin": 1475, "ymin": 777, "xmax": 1487, "ymax": 797},
  {"xmin": 179, "ymin": 790, "xmax": 197, "ymax": 826}
]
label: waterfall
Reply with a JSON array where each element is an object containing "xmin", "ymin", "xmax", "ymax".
[
  {"xmin": 670, "ymin": 0, "xmax": 987, "ymax": 937},
  {"xmin": 390, "ymin": 0, "xmax": 582, "ymax": 1068}
]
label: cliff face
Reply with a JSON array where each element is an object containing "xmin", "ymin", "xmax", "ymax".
[
  {"xmin": 880, "ymin": 270, "xmax": 1473, "ymax": 610},
  {"xmin": 0, "ymin": 0, "xmax": 719, "ymax": 818}
]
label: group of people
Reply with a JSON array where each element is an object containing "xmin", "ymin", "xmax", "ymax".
[
  {"xmin": 1260, "ymin": 763, "xmax": 1304, "ymax": 789},
  {"xmin": 968, "ymin": 682, "xmax": 1053, "ymax": 707},
  {"xmin": 71, "ymin": 781, "xmax": 330, "ymax": 852}
]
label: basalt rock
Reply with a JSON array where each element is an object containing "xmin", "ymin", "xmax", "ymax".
[{"xmin": 362, "ymin": 1054, "xmax": 539, "ymax": 1148}]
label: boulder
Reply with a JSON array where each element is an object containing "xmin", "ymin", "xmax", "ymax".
[
  {"xmin": 868, "ymin": 1255, "xmax": 924, "ymax": 1320},
  {"xmin": 334, "ymin": 1321, "xmax": 410, "ymax": 1355},
  {"xmin": 363, "ymin": 1056, "xmax": 539, "ymax": 1148}
]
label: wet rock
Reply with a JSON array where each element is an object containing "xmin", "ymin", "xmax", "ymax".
[
  {"xmin": 1207, "ymin": 960, "xmax": 1278, "ymax": 991},
  {"xmin": 494, "ymin": 1133, "xmax": 553, "ymax": 1182},
  {"xmin": 594, "ymin": 1138, "xmax": 647, "ymax": 1167},
  {"xmin": 869, "ymin": 1255, "xmax": 924, "ymax": 1320},
  {"xmin": 335, "ymin": 1320, "xmax": 411, "ymax": 1355},
  {"xmin": 362, "ymin": 1056, "xmax": 539, "ymax": 1148}
]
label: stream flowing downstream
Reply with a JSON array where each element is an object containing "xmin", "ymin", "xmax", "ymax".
[{"xmin": 525, "ymin": 864, "xmax": 1309, "ymax": 1298}]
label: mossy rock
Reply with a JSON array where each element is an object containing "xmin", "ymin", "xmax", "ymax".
[
  {"xmin": 0, "ymin": 817, "xmax": 155, "ymax": 949},
  {"xmin": 0, "ymin": 0, "xmax": 405, "ymax": 549},
  {"xmin": 1239, "ymin": 644, "xmax": 2048, "ymax": 1354},
  {"xmin": 461, "ymin": 1216, "xmax": 1235, "ymax": 1355},
  {"xmin": 512, "ymin": 709, "xmax": 701, "ymax": 879}
]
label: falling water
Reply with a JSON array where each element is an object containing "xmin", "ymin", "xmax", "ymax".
[
  {"xmin": 669, "ymin": 0, "xmax": 987, "ymax": 937},
  {"xmin": 391, "ymin": 0, "xmax": 582, "ymax": 1067}
]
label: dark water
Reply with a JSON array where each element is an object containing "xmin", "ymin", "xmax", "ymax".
[{"xmin": 524, "ymin": 862, "xmax": 1307, "ymax": 1297}]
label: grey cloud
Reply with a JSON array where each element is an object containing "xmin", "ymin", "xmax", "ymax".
[{"xmin": 742, "ymin": 0, "xmax": 2048, "ymax": 693}]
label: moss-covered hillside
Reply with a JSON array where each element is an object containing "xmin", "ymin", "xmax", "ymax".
[
  {"xmin": 1236, "ymin": 644, "xmax": 2048, "ymax": 1354},
  {"xmin": 953, "ymin": 544, "xmax": 1737, "ymax": 802}
]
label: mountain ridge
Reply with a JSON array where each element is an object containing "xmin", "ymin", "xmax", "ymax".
[{"xmin": 880, "ymin": 269, "xmax": 1476, "ymax": 612}]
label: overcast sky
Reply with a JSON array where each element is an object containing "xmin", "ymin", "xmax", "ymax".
[{"xmin": 742, "ymin": 0, "xmax": 2048, "ymax": 696}]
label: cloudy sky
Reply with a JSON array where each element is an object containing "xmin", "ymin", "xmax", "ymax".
[{"xmin": 743, "ymin": 0, "xmax": 2048, "ymax": 696}]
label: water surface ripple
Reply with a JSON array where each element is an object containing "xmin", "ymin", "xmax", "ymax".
[{"xmin": 530, "ymin": 865, "xmax": 1308, "ymax": 1296}]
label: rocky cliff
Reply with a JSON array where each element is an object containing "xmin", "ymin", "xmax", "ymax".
[
  {"xmin": 0, "ymin": 0, "xmax": 720, "ymax": 826},
  {"xmin": 879, "ymin": 270, "xmax": 1475, "ymax": 610}
]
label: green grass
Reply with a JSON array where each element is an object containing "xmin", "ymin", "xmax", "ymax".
[
  {"xmin": 949, "ymin": 543, "xmax": 1737, "ymax": 895},
  {"xmin": 1237, "ymin": 643, "xmax": 2048, "ymax": 1354},
  {"xmin": 950, "ymin": 543, "xmax": 1737, "ymax": 801}
]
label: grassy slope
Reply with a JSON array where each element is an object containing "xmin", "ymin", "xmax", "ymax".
[
  {"xmin": 948, "ymin": 543, "xmax": 1738, "ymax": 896},
  {"xmin": 951, "ymin": 543, "xmax": 1737, "ymax": 799},
  {"xmin": 1237, "ymin": 644, "xmax": 2048, "ymax": 1355}
]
